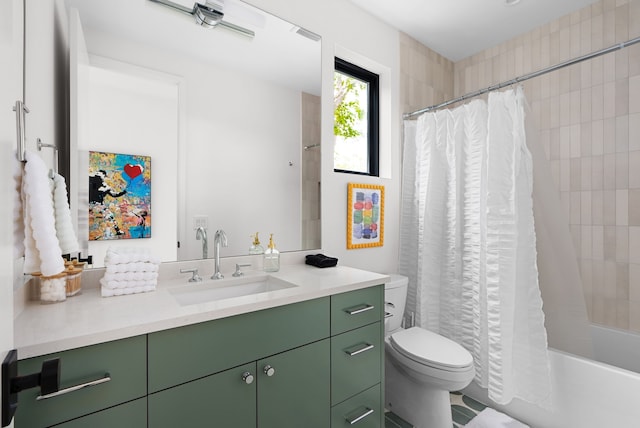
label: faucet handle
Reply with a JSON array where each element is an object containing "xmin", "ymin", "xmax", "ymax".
[
  {"xmin": 232, "ymin": 263, "xmax": 251, "ymax": 277},
  {"xmin": 180, "ymin": 268, "xmax": 203, "ymax": 283}
]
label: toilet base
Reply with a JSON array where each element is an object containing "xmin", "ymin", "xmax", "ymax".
[{"xmin": 385, "ymin": 357, "xmax": 454, "ymax": 428}]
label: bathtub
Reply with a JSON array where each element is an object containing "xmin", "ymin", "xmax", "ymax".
[
  {"xmin": 462, "ymin": 345, "xmax": 640, "ymax": 427},
  {"xmin": 591, "ymin": 323, "xmax": 640, "ymax": 373}
]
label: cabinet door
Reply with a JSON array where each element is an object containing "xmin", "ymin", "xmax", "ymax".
[
  {"xmin": 56, "ymin": 398, "xmax": 147, "ymax": 428},
  {"xmin": 148, "ymin": 362, "xmax": 256, "ymax": 428},
  {"xmin": 257, "ymin": 339, "xmax": 330, "ymax": 428}
]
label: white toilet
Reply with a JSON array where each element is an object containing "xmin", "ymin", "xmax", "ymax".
[{"xmin": 384, "ymin": 274, "xmax": 475, "ymax": 428}]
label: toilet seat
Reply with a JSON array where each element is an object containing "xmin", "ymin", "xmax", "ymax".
[{"xmin": 389, "ymin": 327, "xmax": 473, "ymax": 372}]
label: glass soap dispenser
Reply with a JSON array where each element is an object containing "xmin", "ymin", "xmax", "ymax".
[
  {"xmin": 263, "ymin": 233, "xmax": 280, "ymax": 272},
  {"xmin": 249, "ymin": 232, "xmax": 264, "ymax": 255}
]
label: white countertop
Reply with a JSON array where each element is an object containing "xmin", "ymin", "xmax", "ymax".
[{"xmin": 14, "ymin": 264, "xmax": 389, "ymax": 359}]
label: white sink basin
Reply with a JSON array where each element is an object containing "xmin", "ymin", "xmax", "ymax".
[{"xmin": 169, "ymin": 275, "xmax": 297, "ymax": 306}]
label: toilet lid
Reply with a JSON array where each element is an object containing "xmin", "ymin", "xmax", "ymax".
[{"xmin": 390, "ymin": 327, "xmax": 473, "ymax": 371}]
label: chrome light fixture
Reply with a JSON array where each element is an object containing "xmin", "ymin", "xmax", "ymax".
[{"xmin": 148, "ymin": 0, "xmax": 255, "ymax": 38}]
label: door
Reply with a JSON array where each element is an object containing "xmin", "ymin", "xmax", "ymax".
[
  {"xmin": 0, "ymin": 0, "xmax": 23, "ymax": 425},
  {"xmin": 257, "ymin": 339, "xmax": 330, "ymax": 428},
  {"xmin": 148, "ymin": 362, "xmax": 257, "ymax": 428}
]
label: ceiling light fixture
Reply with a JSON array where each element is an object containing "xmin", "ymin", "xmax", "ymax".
[
  {"xmin": 505, "ymin": 0, "xmax": 522, "ymax": 5},
  {"xmin": 148, "ymin": 0, "xmax": 255, "ymax": 38}
]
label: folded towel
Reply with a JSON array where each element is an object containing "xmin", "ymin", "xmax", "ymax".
[
  {"xmin": 99, "ymin": 277, "xmax": 157, "ymax": 290},
  {"xmin": 305, "ymin": 253, "xmax": 338, "ymax": 268},
  {"xmin": 105, "ymin": 247, "xmax": 161, "ymax": 265},
  {"xmin": 104, "ymin": 261, "xmax": 160, "ymax": 274},
  {"xmin": 22, "ymin": 151, "xmax": 64, "ymax": 276},
  {"xmin": 52, "ymin": 173, "xmax": 79, "ymax": 254},
  {"xmin": 101, "ymin": 284, "xmax": 156, "ymax": 297},
  {"xmin": 464, "ymin": 408, "xmax": 529, "ymax": 428},
  {"xmin": 103, "ymin": 271, "xmax": 158, "ymax": 282}
]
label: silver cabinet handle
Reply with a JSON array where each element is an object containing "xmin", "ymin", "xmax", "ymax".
[
  {"xmin": 36, "ymin": 373, "xmax": 110, "ymax": 401},
  {"xmin": 345, "ymin": 304, "xmax": 374, "ymax": 315},
  {"xmin": 345, "ymin": 343, "xmax": 375, "ymax": 357},
  {"xmin": 263, "ymin": 365, "xmax": 275, "ymax": 377},
  {"xmin": 241, "ymin": 371, "xmax": 254, "ymax": 385},
  {"xmin": 346, "ymin": 407, "xmax": 374, "ymax": 425}
]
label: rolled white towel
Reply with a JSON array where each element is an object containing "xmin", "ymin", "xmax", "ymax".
[
  {"xmin": 52, "ymin": 173, "xmax": 79, "ymax": 254},
  {"xmin": 22, "ymin": 151, "xmax": 64, "ymax": 276}
]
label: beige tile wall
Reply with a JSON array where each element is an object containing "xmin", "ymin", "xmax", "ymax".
[
  {"xmin": 301, "ymin": 92, "xmax": 321, "ymax": 250},
  {"xmin": 453, "ymin": 0, "xmax": 640, "ymax": 332}
]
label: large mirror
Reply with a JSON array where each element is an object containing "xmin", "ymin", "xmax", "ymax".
[{"xmin": 64, "ymin": 0, "xmax": 321, "ymax": 267}]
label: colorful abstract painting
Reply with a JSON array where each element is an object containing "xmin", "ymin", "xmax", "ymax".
[
  {"xmin": 347, "ymin": 183, "xmax": 384, "ymax": 249},
  {"xmin": 88, "ymin": 151, "xmax": 151, "ymax": 240}
]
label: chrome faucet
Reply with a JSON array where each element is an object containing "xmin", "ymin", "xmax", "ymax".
[
  {"xmin": 195, "ymin": 227, "xmax": 208, "ymax": 259},
  {"xmin": 212, "ymin": 229, "xmax": 228, "ymax": 279}
]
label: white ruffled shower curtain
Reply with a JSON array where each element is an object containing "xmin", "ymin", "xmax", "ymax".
[{"xmin": 399, "ymin": 87, "xmax": 551, "ymax": 406}]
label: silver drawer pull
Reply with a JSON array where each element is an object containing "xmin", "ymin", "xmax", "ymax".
[
  {"xmin": 346, "ymin": 407, "xmax": 374, "ymax": 425},
  {"xmin": 345, "ymin": 304, "xmax": 375, "ymax": 315},
  {"xmin": 36, "ymin": 373, "xmax": 111, "ymax": 401},
  {"xmin": 345, "ymin": 343, "xmax": 374, "ymax": 357}
]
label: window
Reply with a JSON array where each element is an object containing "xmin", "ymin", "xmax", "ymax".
[{"xmin": 333, "ymin": 57, "xmax": 379, "ymax": 176}]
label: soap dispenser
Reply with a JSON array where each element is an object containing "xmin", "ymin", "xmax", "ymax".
[
  {"xmin": 263, "ymin": 233, "xmax": 280, "ymax": 272},
  {"xmin": 249, "ymin": 232, "xmax": 264, "ymax": 255}
]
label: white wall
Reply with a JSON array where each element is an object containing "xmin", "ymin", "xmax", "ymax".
[{"xmin": 81, "ymin": 64, "xmax": 179, "ymax": 266}]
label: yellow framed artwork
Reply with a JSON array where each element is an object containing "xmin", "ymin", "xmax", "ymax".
[{"xmin": 347, "ymin": 183, "xmax": 384, "ymax": 249}]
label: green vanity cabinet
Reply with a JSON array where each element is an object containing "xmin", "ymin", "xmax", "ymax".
[
  {"xmin": 330, "ymin": 285, "xmax": 385, "ymax": 427},
  {"xmin": 55, "ymin": 398, "xmax": 147, "ymax": 428},
  {"xmin": 257, "ymin": 339, "xmax": 330, "ymax": 428},
  {"xmin": 147, "ymin": 297, "xmax": 330, "ymax": 393},
  {"xmin": 15, "ymin": 335, "xmax": 147, "ymax": 428},
  {"xmin": 148, "ymin": 362, "xmax": 257, "ymax": 428},
  {"xmin": 16, "ymin": 284, "xmax": 385, "ymax": 428}
]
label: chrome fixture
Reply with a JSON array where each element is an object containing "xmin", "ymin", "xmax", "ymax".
[
  {"xmin": 180, "ymin": 268, "xmax": 203, "ymax": 282},
  {"xmin": 195, "ymin": 226, "xmax": 208, "ymax": 259},
  {"xmin": 212, "ymin": 229, "xmax": 228, "ymax": 279},
  {"xmin": 232, "ymin": 263, "xmax": 251, "ymax": 277},
  {"xmin": 147, "ymin": 0, "xmax": 255, "ymax": 38}
]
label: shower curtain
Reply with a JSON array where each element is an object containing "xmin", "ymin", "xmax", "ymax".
[{"xmin": 399, "ymin": 87, "xmax": 551, "ymax": 406}]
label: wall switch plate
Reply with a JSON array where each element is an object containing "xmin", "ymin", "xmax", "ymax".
[{"xmin": 193, "ymin": 215, "xmax": 208, "ymax": 230}]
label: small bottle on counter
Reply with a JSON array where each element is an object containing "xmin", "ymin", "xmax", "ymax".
[
  {"xmin": 263, "ymin": 233, "xmax": 280, "ymax": 272},
  {"xmin": 249, "ymin": 232, "xmax": 264, "ymax": 255}
]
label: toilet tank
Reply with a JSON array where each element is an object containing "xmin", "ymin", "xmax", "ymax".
[{"xmin": 385, "ymin": 274, "xmax": 408, "ymax": 334}]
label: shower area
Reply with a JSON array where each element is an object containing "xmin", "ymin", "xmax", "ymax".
[{"xmin": 400, "ymin": 0, "xmax": 640, "ymax": 382}]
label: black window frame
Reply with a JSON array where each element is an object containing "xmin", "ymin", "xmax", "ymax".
[{"xmin": 333, "ymin": 57, "xmax": 379, "ymax": 177}]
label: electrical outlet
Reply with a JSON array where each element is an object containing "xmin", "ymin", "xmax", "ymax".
[{"xmin": 193, "ymin": 215, "xmax": 208, "ymax": 230}]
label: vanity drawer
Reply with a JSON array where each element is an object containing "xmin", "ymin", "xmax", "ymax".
[
  {"xmin": 148, "ymin": 297, "xmax": 330, "ymax": 392},
  {"xmin": 16, "ymin": 335, "xmax": 147, "ymax": 428},
  {"xmin": 331, "ymin": 285, "xmax": 383, "ymax": 335},
  {"xmin": 331, "ymin": 384, "xmax": 382, "ymax": 428},
  {"xmin": 55, "ymin": 398, "xmax": 147, "ymax": 428},
  {"xmin": 331, "ymin": 322, "xmax": 382, "ymax": 405}
]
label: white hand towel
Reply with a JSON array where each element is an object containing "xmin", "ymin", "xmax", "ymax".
[
  {"xmin": 104, "ymin": 247, "xmax": 161, "ymax": 265},
  {"xmin": 103, "ymin": 271, "xmax": 158, "ymax": 282},
  {"xmin": 22, "ymin": 151, "xmax": 64, "ymax": 276},
  {"xmin": 99, "ymin": 277, "xmax": 157, "ymax": 290},
  {"xmin": 100, "ymin": 284, "xmax": 156, "ymax": 297},
  {"xmin": 464, "ymin": 408, "xmax": 529, "ymax": 428},
  {"xmin": 52, "ymin": 173, "xmax": 79, "ymax": 254},
  {"xmin": 104, "ymin": 261, "xmax": 160, "ymax": 274}
]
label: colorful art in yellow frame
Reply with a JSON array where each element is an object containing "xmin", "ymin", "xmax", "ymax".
[{"xmin": 347, "ymin": 183, "xmax": 384, "ymax": 249}]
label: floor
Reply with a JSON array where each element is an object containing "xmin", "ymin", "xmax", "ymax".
[{"xmin": 384, "ymin": 392, "xmax": 488, "ymax": 428}]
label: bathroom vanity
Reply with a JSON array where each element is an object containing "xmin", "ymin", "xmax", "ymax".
[{"xmin": 13, "ymin": 265, "xmax": 387, "ymax": 427}]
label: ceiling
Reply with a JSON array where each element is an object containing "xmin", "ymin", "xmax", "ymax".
[{"xmin": 349, "ymin": 0, "xmax": 599, "ymax": 61}]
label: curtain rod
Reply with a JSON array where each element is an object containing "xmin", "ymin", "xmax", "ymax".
[{"xmin": 403, "ymin": 36, "xmax": 640, "ymax": 120}]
